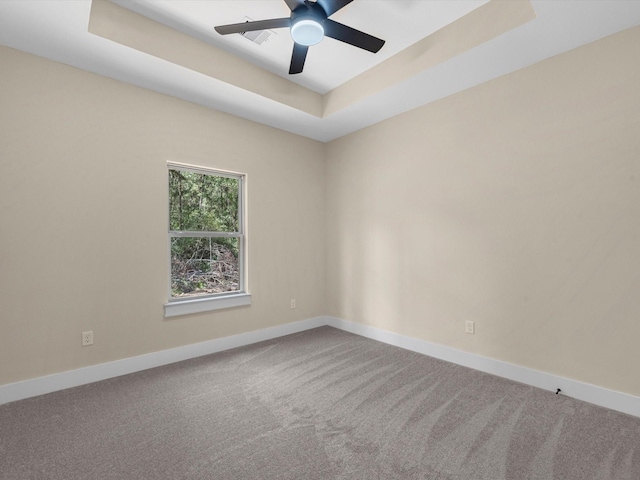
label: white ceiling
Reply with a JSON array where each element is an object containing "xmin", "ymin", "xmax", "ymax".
[
  {"xmin": 2, "ymin": 1, "xmax": 640, "ymax": 142},
  {"xmin": 111, "ymin": 0, "xmax": 490, "ymax": 94}
]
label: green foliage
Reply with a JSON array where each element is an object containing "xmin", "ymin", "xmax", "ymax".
[
  {"xmin": 170, "ymin": 237, "xmax": 239, "ymax": 297},
  {"xmin": 169, "ymin": 169, "xmax": 239, "ymax": 232},
  {"xmin": 169, "ymin": 169, "xmax": 241, "ymax": 297}
]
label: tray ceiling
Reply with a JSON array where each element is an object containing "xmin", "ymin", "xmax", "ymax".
[{"xmin": 1, "ymin": 1, "xmax": 640, "ymax": 142}]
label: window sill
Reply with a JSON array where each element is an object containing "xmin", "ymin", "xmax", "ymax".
[{"xmin": 164, "ymin": 293, "xmax": 251, "ymax": 318}]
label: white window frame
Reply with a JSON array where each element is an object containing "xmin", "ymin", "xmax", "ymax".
[{"xmin": 164, "ymin": 162, "xmax": 250, "ymax": 317}]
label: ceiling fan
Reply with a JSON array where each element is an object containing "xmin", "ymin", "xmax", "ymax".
[{"xmin": 214, "ymin": 0, "xmax": 385, "ymax": 74}]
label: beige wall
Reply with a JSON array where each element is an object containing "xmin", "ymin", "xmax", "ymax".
[
  {"xmin": 2, "ymin": 23, "xmax": 640, "ymax": 398},
  {"xmin": 0, "ymin": 46, "xmax": 326, "ymax": 385},
  {"xmin": 326, "ymin": 25, "xmax": 640, "ymax": 397}
]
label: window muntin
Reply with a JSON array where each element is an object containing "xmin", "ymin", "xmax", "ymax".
[{"xmin": 168, "ymin": 163, "xmax": 245, "ymax": 301}]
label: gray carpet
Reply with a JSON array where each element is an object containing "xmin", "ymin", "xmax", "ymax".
[{"xmin": 1, "ymin": 326, "xmax": 639, "ymax": 479}]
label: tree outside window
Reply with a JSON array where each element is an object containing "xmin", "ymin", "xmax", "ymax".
[{"xmin": 168, "ymin": 164, "xmax": 245, "ymax": 300}]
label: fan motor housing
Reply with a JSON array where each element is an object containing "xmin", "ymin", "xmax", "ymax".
[{"xmin": 290, "ymin": 2, "xmax": 327, "ymax": 46}]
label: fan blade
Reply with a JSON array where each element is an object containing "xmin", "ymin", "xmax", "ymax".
[
  {"xmin": 289, "ymin": 43, "xmax": 309, "ymax": 74},
  {"xmin": 215, "ymin": 18, "xmax": 290, "ymax": 35},
  {"xmin": 316, "ymin": 0, "xmax": 354, "ymax": 17},
  {"xmin": 284, "ymin": 0, "xmax": 304, "ymax": 11},
  {"xmin": 323, "ymin": 19, "xmax": 385, "ymax": 53}
]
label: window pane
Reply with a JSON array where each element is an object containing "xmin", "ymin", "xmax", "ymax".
[
  {"xmin": 169, "ymin": 170, "xmax": 239, "ymax": 232},
  {"xmin": 171, "ymin": 237, "xmax": 240, "ymax": 298}
]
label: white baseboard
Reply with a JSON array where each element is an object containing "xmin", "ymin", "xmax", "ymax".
[
  {"xmin": 2, "ymin": 315, "xmax": 639, "ymax": 419},
  {"xmin": 0, "ymin": 316, "xmax": 327, "ymax": 406},
  {"xmin": 325, "ymin": 316, "xmax": 640, "ymax": 418}
]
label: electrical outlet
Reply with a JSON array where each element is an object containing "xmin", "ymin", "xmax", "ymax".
[
  {"xmin": 290, "ymin": 299, "xmax": 296, "ymax": 309},
  {"xmin": 82, "ymin": 331, "xmax": 94, "ymax": 346},
  {"xmin": 465, "ymin": 321, "xmax": 475, "ymax": 335}
]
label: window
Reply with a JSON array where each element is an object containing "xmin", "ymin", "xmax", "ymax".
[{"xmin": 164, "ymin": 162, "xmax": 250, "ymax": 317}]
